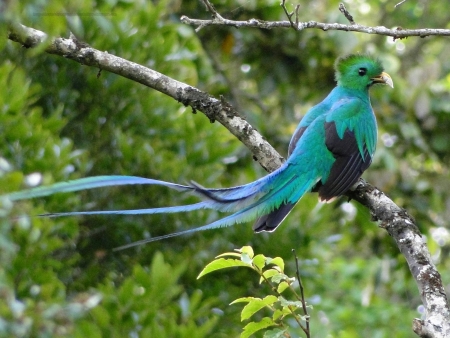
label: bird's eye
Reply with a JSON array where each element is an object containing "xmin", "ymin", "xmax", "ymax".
[{"xmin": 358, "ymin": 68, "xmax": 367, "ymax": 76}]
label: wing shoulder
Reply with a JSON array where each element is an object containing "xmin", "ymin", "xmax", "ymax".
[{"xmin": 288, "ymin": 102, "xmax": 330, "ymax": 156}]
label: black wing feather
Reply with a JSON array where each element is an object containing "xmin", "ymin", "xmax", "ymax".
[
  {"xmin": 253, "ymin": 202, "xmax": 297, "ymax": 233},
  {"xmin": 318, "ymin": 122, "xmax": 372, "ymax": 201}
]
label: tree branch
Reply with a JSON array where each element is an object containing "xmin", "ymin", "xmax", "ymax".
[
  {"xmin": 180, "ymin": 15, "xmax": 450, "ymax": 39},
  {"xmin": 7, "ymin": 22, "xmax": 450, "ymax": 337},
  {"xmin": 347, "ymin": 180, "xmax": 450, "ymax": 338}
]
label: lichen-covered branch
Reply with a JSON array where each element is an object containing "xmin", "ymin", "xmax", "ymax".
[
  {"xmin": 348, "ymin": 180, "xmax": 450, "ymax": 338},
  {"xmin": 181, "ymin": 1, "xmax": 450, "ymax": 39},
  {"xmin": 7, "ymin": 22, "xmax": 450, "ymax": 337},
  {"xmin": 181, "ymin": 15, "xmax": 450, "ymax": 38}
]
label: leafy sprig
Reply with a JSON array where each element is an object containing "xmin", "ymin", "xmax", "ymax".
[{"xmin": 198, "ymin": 246, "xmax": 311, "ymax": 338}]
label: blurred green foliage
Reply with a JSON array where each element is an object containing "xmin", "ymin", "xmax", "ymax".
[{"xmin": 1, "ymin": 0, "xmax": 450, "ymax": 336}]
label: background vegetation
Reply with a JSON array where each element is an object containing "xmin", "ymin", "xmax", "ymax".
[{"xmin": 1, "ymin": 0, "xmax": 450, "ymax": 336}]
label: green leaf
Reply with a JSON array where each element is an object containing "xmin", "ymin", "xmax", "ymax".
[
  {"xmin": 238, "ymin": 246, "xmax": 254, "ymax": 259},
  {"xmin": 241, "ymin": 252, "xmax": 253, "ymax": 265},
  {"xmin": 270, "ymin": 273, "xmax": 291, "ymax": 284},
  {"xmin": 197, "ymin": 258, "xmax": 252, "ymax": 279},
  {"xmin": 239, "ymin": 295, "xmax": 278, "ymax": 321},
  {"xmin": 272, "ymin": 309, "xmax": 284, "ymax": 321},
  {"xmin": 230, "ymin": 297, "xmax": 256, "ymax": 305},
  {"xmin": 263, "ymin": 328, "xmax": 288, "ymax": 338},
  {"xmin": 273, "ymin": 307, "xmax": 291, "ymax": 321},
  {"xmin": 260, "ymin": 268, "xmax": 280, "ymax": 284},
  {"xmin": 252, "ymin": 254, "xmax": 266, "ymax": 271},
  {"xmin": 276, "ymin": 281, "xmax": 289, "ymax": 293},
  {"xmin": 265, "ymin": 257, "xmax": 285, "ymax": 272},
  {"xmin": 215, "ymin": 252, "xmax": 242, "ymax": 259},
  {"xmin": 241, "ymin": 317, "xmax": 276, "ymax": 338},
  {"xmin": 278, "ymin": 296, "xmax": 304, "ymax": 309}
]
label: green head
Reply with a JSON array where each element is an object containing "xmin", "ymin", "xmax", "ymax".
[{"xmin": 335, "ymin": 54, "xmax": 393, "ymax": 90}]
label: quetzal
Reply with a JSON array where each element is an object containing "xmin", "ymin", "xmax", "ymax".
[{"xmin": 3, "ymin": 54, "xmax": 393, "ymax": 250}]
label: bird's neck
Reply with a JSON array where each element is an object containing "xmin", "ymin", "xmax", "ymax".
[{"xmin": 335, "ymin": 85, "xmax": 370, "ymax": 101}]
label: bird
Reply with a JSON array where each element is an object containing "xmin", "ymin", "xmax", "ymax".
[{"xmin": 3, "ymin": 54, "xmax": 393, "ymax": 250}]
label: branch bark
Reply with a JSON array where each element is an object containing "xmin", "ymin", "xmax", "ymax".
[
  {"xmin": 347, "ymin": 181, "xmax": 450, "ymax": 338},
  {"xmin": 184, "ymin": 0, "xmax": 450, "ymax": 39},
  {"xmin": 180, "ymin": 15, "xmax": 450, "ymax": 39},
  {"xmin": 7, "ymin": 22, "xmax": 450, "ymax": 337}
]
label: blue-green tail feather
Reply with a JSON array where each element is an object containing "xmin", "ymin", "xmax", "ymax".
[
  {"xmin": 40, "ymin": 202, "xmax": 209, "ymax": 218},
  {"xmin": 114, "ymin": 170, "xmax": 318, "ymax": 250},
  {"xmin": 5, "ymin": 176, "xmax": 193, "ymax": 201},
  {"xmin": 4, "ymin": 163, "xmax": 318, "ymax": 249}
]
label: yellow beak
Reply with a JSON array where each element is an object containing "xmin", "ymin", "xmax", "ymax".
[{"xmin": 371, "ymin": 71, "xmax": 394, "ymax": 88}]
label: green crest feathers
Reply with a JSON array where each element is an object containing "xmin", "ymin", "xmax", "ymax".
[{"xmin": 334, "ymin": 54, "xmax": 384, "ymax": 89}]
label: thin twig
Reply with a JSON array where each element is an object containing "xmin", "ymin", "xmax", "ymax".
[
  {"xmin": 295, "ymin": 4, "xmax": 301, "ymax": 28},
  {"xmin": 281, "ymin": 0, "xmax": 298, "ymax": 31},
  {"xmin": 201, "ymin": 0, "xmax": 224, "ymax": 20},
  {"xmin": 293, "ymin": 249, "xmax": 310, "ymax": 338},
  {"xmin": 338, "ymin": 3, "xmax": 356, "ymax": 25},
  {"xmin": 395, "ymin": 0, "xmax": 407, "ymax": 8},
  {"xmin": 259, "ymin": 270, "xmax": 308, "ymax": 333}
]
